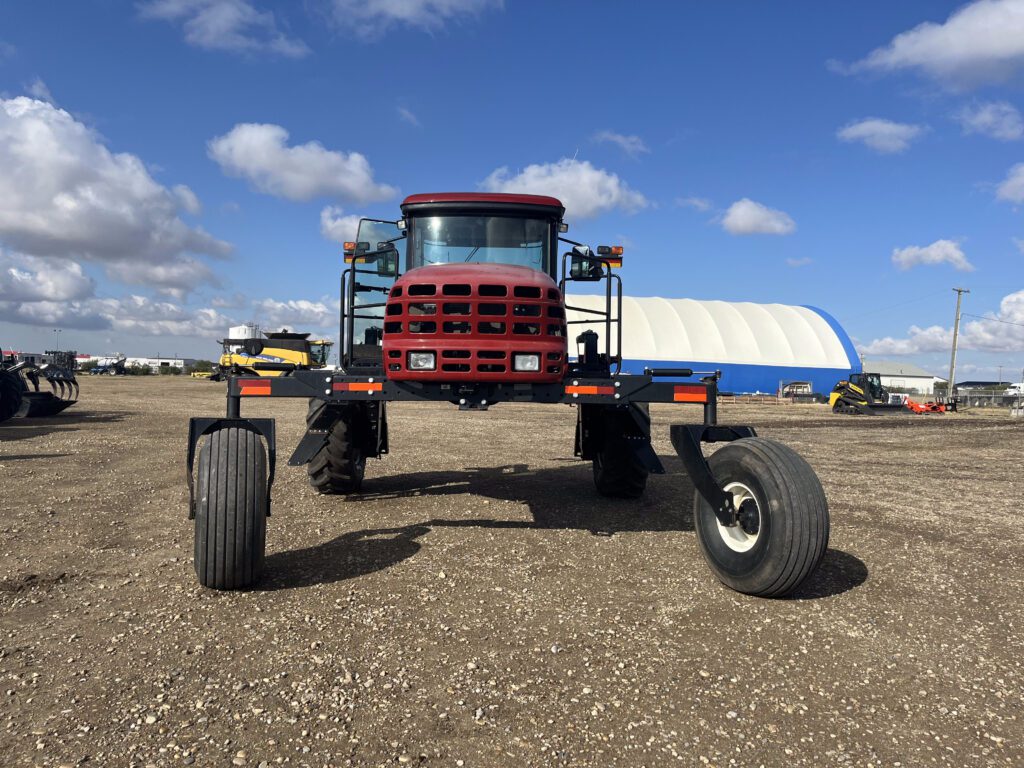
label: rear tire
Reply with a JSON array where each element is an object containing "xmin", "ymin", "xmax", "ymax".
[
  {"xmin": 194, "ymin": 426, "xmax": 267, "ymax": 590},
  {"xmin": 693, "ymin": 437, "xmax": 828, "ymax": 597},
  {"xmin": 307, "ymin": 401, "xmax": 367, "ymax": 494},
  {"xmin": 0, "ymin": 371, "xmax": 22, "ymax": 424}
]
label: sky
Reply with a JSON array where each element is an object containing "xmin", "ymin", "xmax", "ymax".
[{"xmin": 1, "ymin": 0, "xmax": 1024, "ymax": 381}]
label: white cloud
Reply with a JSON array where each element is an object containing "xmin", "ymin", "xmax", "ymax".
[
  {"xmin": 892, "ymin": 239, "xmax": 974, "ymax": 271},
  {"xmin": 255, "ymin": 297, "xmax": 335, "ymax": 329},
  {"xmin": 593, "ymin": 131, "xmax": 649, "ymax": 158},
  {"xmin": 721, "ymin": 198, "xmax": 796, "ymax": 236},
  {"xmin": 1014, "ymin": 237, "xmax": 1024, "ymax": 254},
  {"xmin": 675, "ymin": 196, "xmax": 712, "ymax": 212},
  {"xmin": 208, "ymin": 123, "xmax": 397, "ymax": 203},
  {"xmin": 0, "ymin": 97, "xmax": 230, "ymax": 296},
  {"xmin": 837, "ymin": 118, "xmax": 925, "ymax": 153},
  {"xmin": 105, "ymin": 257, "xmax": 220, "ymax": 301},
  {"xmin": 786, "ymin": 257, "xmax": 813, "ymax": 268},
  {"xmin": 0, "ymin": 251, "xmax": 94, "ymax": 303},
  {"xmin": 327, "ymin": 0, "xmax": 501, "ymax": 37},
  {"xmin": 863, "ymin": 290, "xmax": 1024, "ymax": 355},
  {"xmin": 397, "ymin": 106, "xmax": 420, "ymax": 126},
  {"xmin": 320, "ymin": 206, "xmax": 362, "ymax": 243},
  {"xmin": 210, "ymin": 291, "xmax": 248, "ymax": 309},
  {"xmin": 480, "ymin": 158, "xmax": 647, "ymax": 219},
  {"xmin": 26, "ymin": 78, "xmax": 54, "ymax": 104},
  {"xmin": 846, "ymin": 0, "xmax": 1024, "ymax": 88},
  {"xmin": 0, "ymin": 41, "xmax": 15, "ymax": 60},
  {"xmin": 139, "ymin": 0, "xmax": 309, "ymax": 58},
  {"xmin": 996, "ymin": 162, "xmax": 1024, "ymax": 203},
  {"xmin": 173, "ymin": 184, "xmax": 202, "ymax": 215},
  {"xmin": 860, "ymin": 325, "xmax": 952, "ymax": 356},
  {"xmin": 955, "ymin": 101, "xmax": 1024, "ymax": 140},
  {"xmin": 0, "ymin": 293, "xmax": 233, "ymax": 337}
]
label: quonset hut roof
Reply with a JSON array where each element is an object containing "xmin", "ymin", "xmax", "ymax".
[{"xmin": 567, "ymin": 295, "xmax": 859, "ymax": 394}]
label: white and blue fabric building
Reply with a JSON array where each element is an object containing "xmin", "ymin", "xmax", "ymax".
[{"xmin": 567, "ymin": 295, "xmax": 860, "ymax": 394}]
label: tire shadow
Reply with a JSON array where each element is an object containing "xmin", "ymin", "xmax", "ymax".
[
  {"xmin": 261, "ymin": 525, "xmax": 431, "ymax": 590},
  {"xmin": 789, "ymin": 549, "xmax": 868, "ymax": 599}
]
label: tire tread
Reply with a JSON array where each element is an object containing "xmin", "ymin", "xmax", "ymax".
[{"xmin": 194, "ymin": 427, "xmax": 267, "ymax": 590}]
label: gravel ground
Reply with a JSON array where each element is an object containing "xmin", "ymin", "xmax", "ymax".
[{"xmin": 1, "ymin": 376, "xmax": 1022, "ymax": 767}]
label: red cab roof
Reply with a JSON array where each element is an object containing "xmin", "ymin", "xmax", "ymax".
[{"xmin": 401, "ymin": 192, "xmax": 564, "ymax": 210}]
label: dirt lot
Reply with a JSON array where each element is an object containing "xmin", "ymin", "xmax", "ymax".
[{"xmin": 1, "ymin": 376, "xmax": 1022, "ymax": 767}]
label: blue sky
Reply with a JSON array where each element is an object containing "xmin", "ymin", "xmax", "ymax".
[{"xmin": 1, "ymin": 0, "xmax": 1023, "ymax": 380}]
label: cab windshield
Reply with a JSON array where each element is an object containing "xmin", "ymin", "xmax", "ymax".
[{"xmin": 408, "ymin": 215, "xmax": 550, "ymax": 273}]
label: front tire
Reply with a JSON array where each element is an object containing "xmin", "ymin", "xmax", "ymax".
[
  {"xmin": 694, "ymin": 438, "xmax": 828, "ymax": 597},
  {"xmin": 593, "ymin": 433, "xmax": 648, "ymax": 498},
  {"xmin": 194, "ymin": 426, "xmax": 267, "ymax": 590},
  {"xmin": 592, "ymin": 405, "xmax": 650, "ymax": 498},
  {"xmin": 307, "ymin": 401, "xmax": 367, "ymax": 495}
]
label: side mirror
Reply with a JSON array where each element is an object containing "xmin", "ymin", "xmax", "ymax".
[
  {"xmin": 569, "ymin": 252, "xmax": 604, "ymax": 281},
  {"xmin": 376, "ymin": 249, "xmax": 399, "ymax": 278}
]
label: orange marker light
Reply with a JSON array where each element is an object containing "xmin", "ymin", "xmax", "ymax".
[
  {"xmin": 239, "ymin": 379, "xmax": 272, "ymax": 396},
  {"xmin": 673, "ymin": 385, "xmax": 707, "ymax": 403},
  {"xmin": 333, "ymin": 381, "xmax": 383, "ymax": 393},
  {"xmin": 565, "ymin": 384, "xmax": 616, "ymax": 396}
]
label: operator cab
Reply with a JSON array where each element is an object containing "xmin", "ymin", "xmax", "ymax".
[
  {"xmin": 400, "ymin": 193, "xmax": 564, "ymax": 280},
  {"xmin": 851, "ymin": 372, "xmax": 885, "ymax": 402}
]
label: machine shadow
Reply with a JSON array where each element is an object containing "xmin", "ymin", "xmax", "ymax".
[
  {"xmin": 265, "ymin": 458, "xmax": 869, "ymax": 599},
  {"xmin": 355, "ymin": 457, "xmax": 697, "ymax": 534},
  {"xmin": 0, "ymin": 410, "xmax": 127, "ymax": 442},
  {"xmin": 264, "ymin": 457, "xmax": 696, "ymax": 589},
  {"xmin": 0, "ymin": 453, "xmax": 74, "ymax": 462}
]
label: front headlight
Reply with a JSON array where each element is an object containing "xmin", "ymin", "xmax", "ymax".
[
  {"xmin": 407, "ymin": 351, "xmax": 436, "ymax": 371},
  {"xmin": 513, "ymin": 353, "xmax": 541, "ymax": 372}
]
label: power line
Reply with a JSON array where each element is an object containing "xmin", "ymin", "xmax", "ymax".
[
  {"xmin": 962, "ymin": 312, "xmax": 1024, "ymax": 329},
  {"xmin": 859, "ymin": 289, "xmax": 949, "ymax": 318}
]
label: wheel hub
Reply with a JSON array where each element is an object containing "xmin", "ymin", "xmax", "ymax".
[
  {"xmin": 715, "ymin": 482, "xmax": 761, "ymax": 553},
  {"xmin": 737, "ymin": 498, "xmax": 760, "ymax": 535}
]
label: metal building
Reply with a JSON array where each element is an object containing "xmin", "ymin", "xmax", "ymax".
[
  {"xmin": 567, "ymin": 295, "xmax": 859, "ymax": 394},
  {"xmin": 861, "ymin": 358, "xmax": 947, "ymax": 395}
]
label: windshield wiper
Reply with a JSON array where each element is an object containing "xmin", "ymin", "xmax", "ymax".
[{"xmin": 463, "ymin": 246, "xmax": 481, "ymax": 263}]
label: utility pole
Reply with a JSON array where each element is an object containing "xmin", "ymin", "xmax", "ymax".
[{"xmin": 948, "ymin": 288, "xmax": 969, "ymax": 398}]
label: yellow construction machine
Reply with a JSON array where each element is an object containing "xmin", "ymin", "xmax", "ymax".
[
  {"xmin": 211, "ymin": 331, "xmax": 333, "ymax": 379},
  {"xmin": 829, "ymin": 372, "xmax": 910, "ymax": 415}
]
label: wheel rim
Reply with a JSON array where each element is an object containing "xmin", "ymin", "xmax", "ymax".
[{"xmin": 716, "ymin": 481, "xmax": 761, "ymax": 553}]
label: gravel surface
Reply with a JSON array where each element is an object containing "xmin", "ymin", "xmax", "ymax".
[{"xmin": 1, "ymin": 376, "xmax": 1022, "ymax": 767}]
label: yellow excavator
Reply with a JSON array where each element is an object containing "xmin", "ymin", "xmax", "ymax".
[{"xmin": 211, "ymin": 331, "xmax": 333, "ymax": 380}]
